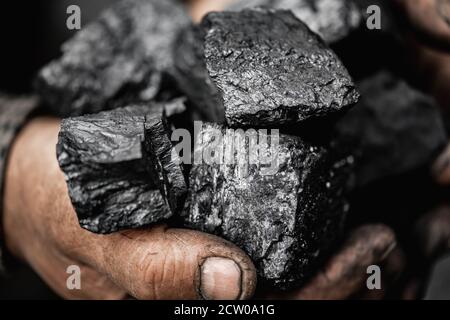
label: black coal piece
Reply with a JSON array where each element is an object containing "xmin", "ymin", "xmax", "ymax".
[
  {"xmin": 57, "ymin": 101, "xmax": 187, "ymax": 233},
  {"xmin": 333, "ymin": 70, "xmax": 447, "ymax": 187},
  {"xmin": 36, "ymin": 0, "xmax": 191, "ymax": 117},
  {"xmin": 227, "ymin": 0, "xmax": 363, "ymax": 44},
  {"xmin": 182, "ymin": 122, "xmax": 353, "ymax": 289},
  {"xmin": 173, "ymin": 8, "xmax": 359, "ymax": 127}
]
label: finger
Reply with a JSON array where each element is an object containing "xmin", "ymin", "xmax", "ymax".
[
  {"xmin": 395, "ymin": 0, "xmax": 450, "ymax": 50},
  {"xmin": 82, "ymin": 226, "xmax": 257, "ymax": 300},
  {"xmin": 415, "ymin": 206, "xmax": 450, "ymax": 258},
  {"xmin": 402, "ymin": 278, "xmax": 422, "ymax": 300},
  {"xmin": 4, "ymin": 117, "xmax": 255, "ymax": 300},
  {"xmin": 273, "ymin": 224, "xmax": 404, "ymax": 300},
  {"xmin": 50, "ymin": 160, "xmax": 256, "ymax": 300},
  {"xmin": 50, "ymin": 179, "xmax": 257, "ymax": 300},
  {"xmin": 189, "ymin": 0, "xmax": 234, "ymax": 22},
  {"xmin": 358, "ymin": 244, "xmax": 406, "ymax": 300},
  {"xmin": 433, "ymin": 143, "xmax": 450, "ymax": 185}
]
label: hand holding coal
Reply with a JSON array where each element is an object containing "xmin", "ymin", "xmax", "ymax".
[{"xmin": 52, "ymin": 6, "xmax": 361, "ymax": 290}]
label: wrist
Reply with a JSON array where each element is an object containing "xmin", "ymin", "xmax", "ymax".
[
  {"xmin": 0, "ymin": 96, "xmax": 41, "ymax": 270},
  {"xmin": 2, "ymin": 117, "xmax": 61, "ymax": 261},
  {"xmin": 2, "ymin": 120, "xmax": 31, "ymax": 261}
]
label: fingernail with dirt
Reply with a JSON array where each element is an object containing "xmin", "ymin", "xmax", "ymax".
[{"xmin": 199, "ymin": 257, "xmax": 242, "ymax": 300}]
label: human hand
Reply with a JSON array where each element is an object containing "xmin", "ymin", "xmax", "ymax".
[
  {"xmin": 394, "ymin": 0, "xmax": 450, "ymax": 50},
  {"xmin": 268, "ymin": 224, "xmax": 405, "ymax": 300},
  {"xmin": 2, "ymin": 117, "xmax": 407, "ymax": 301},
  {"xmin": 2, "ymin": 117, "xmax": 257, "ymax": 300}
]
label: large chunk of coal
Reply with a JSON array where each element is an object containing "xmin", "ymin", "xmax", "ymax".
[
  {"xmin": 182, "ymin": 123, "xmax": 353, "ymax": 289},
  {"xmin": 334, "ymin": 71, "xmax": 447, "ymax": 187},
  {"xmin": 36, "ymin": 0, "xmax": 191, "ymax": 117},
  {"xmin": 57, "ymin": 102, "xmax": 187, "ymax": 234},
  {"xmin": 227, "ymin": 0, "xmax": 363, "ymax": 44},
  {"xmin": 173, "ymin": 9, "xmax": 359, "ymax": 127}
]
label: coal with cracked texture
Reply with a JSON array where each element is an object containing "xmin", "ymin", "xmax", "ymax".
[
  {"xmin": 36, "ymin": 0, "xmax": 191, "ymax": 117},
  {"xmin": 57, "ymin": 102, "xmax": 187, "ymax": 234},
  {"xmin": 183, "ymin": 123, "xmax": 353, "ymax": 289},
  {"xmin": 174, "ymin": 9, "xmax": 359, "ymax": 127}
]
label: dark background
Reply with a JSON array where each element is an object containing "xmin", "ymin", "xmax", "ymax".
[{"xmin": 0, "ymin": 1, "xmax": 118, "ymax": 94}]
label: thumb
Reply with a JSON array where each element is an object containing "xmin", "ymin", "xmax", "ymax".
[
  {"xmin": 394, "ymin": 0, "xmax": 450, "ymax": 50},
  {"xmin": 89, "ymin": 225, "xmax": 257, "ymax": 300},
  {"xmin": 433, "ymin": 142, "xmax": 450, "ymax": 185}
]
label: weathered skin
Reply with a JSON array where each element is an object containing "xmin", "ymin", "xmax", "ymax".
[
  {"xmin": 227, "ymin": 0, "xmax": 363, "ymax": 44},
  {"xmin": 174, "ymin": 9, "xmax": 359, "ymax": 127},
  {"xmin": 183, "ymin": 123, "xmax": 353, "ymax": 289},
  {"xmin": 334, "ymin": 71, "xmax": 447, "ymax": 187},
  {"xmin": 36, "ymin": 0, "xmax": 191, "ymax": 117},
  {"xmin": 57, "ymin": 102, "xmax": 187, "ymax": 234}
]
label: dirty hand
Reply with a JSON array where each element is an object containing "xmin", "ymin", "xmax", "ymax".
[
  {"xmin": 2, "ymin": 117, "xmax": 257, "ymax": 300},
  {"xmin": 270, "ymin": 225, "xmax": 404, "ymax": 300},
  {"xmin": 2, "ymin": 118, "xmax": 406, "ymax": 300}
]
